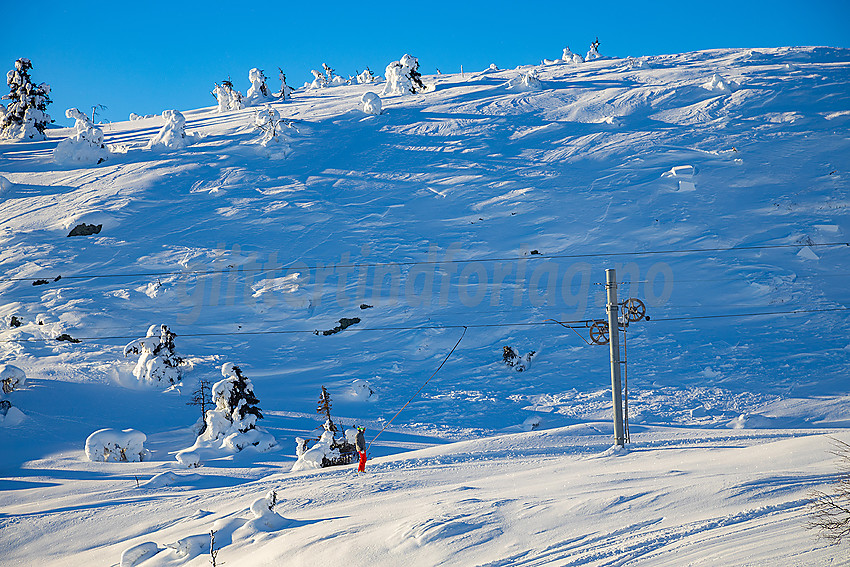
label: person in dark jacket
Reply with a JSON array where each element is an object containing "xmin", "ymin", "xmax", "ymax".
[{"xmin": 356, "ymin": 426, "xmax": 367, "ymax": 472}]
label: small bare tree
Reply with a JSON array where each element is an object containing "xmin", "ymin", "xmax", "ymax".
[
  {"xmin": 209, "ymin": 529, "xmax": 220, "ymax": 566},
  {"xmin": 807, "ymin": 438, "xmax": 850, "ymax": 545},
  {"xmin": 186, "ymin": 379, "xmax": 212, "ymax": 433}
]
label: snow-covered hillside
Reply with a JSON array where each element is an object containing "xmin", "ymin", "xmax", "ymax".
[{"xmin": 1, "ymin": 46, "xmax": 849, "ymax": 565}]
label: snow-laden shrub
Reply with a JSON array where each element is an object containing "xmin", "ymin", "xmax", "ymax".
[
  {"xmin": 309, "ymin": 69, "xmax": 328, "ymax": 89},
  {"xmin": 213, "ymin": 80, "xmax": 243, "ymax": 112},
  {"xmin": 292, "ymin": 430, "xmax": 339, "ymax": 471},
  {"xmin": 277, "ymin": 68, "xmax": 292, "ymax": 100},
  {"xmin": 381, "ymin": 54, "xmax": 426, "ymax": 96},
  {"xmin": 254, "ymin": 105, "xmax": 289, "ymax": 147},
  {"xmin": 147, "ymin": 110, "xmax": 195, "ymax": 150},
  {"xmin": 246, "ymin": 68, "xmax": 273, "ymax": 105},
  {"xmin": 586, "ymin": 38, "xmax": 601, "ymax": 61},
  {"xmin": 0, "ymin": 363, "xmax": 26, "ymax": 394},
  {"xmin": 361, "ymin": 92, "xmax": 382, "ymax": 115},
  {"xmin": 350, "ymin": 379, "xmax": 375, "ymax": 401},
  {"xmin": 356, "ymin": 67, "xmax": 378, "ymax": 84},
  {"xmin": 506, "ymin": 70, "xmax": 542, "ymax": 91},
  {"xmin": 0, "ymin": 58, "xmax": 52, "ymax": 140},
  {"xmin": 176, "ymin": 363, "xmax": 276, "ymax": 467},
  {"xmin": 503, "ymin": 346, "xmax": 535, "ymax": 372},
  {"xmin": 562, "ymin": 47, "xmax": 584, "ymax": 65},
  {"xmin": 123, "ymin": 324, "xmax": 186, "ymax": 385},
  {"xmin": 53, "ymin": 108, "xmax": 109, "ymax": 165},
  {"xmin": 85, "ymin": 428, "xmax": 149, "ymax": 462}
]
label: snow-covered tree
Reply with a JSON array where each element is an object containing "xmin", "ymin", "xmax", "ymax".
[
  {"xmin": 246, "ymin": 68, "xmax": 272, "ymax": 105},
  {"xmin": 277, "ymin": 67, "xmax": 292, "ymax": 100},
  {"xmin": 808, "ymin": 438, "xmax": 850, "ymax": 544},
  {"xmin": 361, "ymin": 92, "xmax": 382, "ymax": 115},
  {"xmin": 212, "ymin": 79, "xmax": 243, "ymax": 112},
  {"xmin": 123, "ymin": 324, "xmax": 186, "ymax": 385},
  {"xmin": 147, "ymin": 110, "xmax": 194, "ymax": 150},
  {"xmin": 85, "ymin": 428, "xmax": 149, "ymax": 462},
  {"xmin": 381, "ymin": 54, "xmax": 426, "ymax": 96},
  {"xmin": 52, "ymin": 108, "xmax": 109, "ymax": 165},
  {"xmin": 586, "ymin": 38, "xmax": 601, "ymax": 61},
  {"xmin": 506, "ymin": 70, "xmax": 542, "ymax": 91},
  {"xmin": 1, "ymin": 58, "xmax": 52, "ymax": 140},
  {"xmin": 176, "ymin": 363, "xmax": 276, "ymax": 466},
  {"xmin": 503, "ymin": 345, "xmax": 536, "ymax": 372}
]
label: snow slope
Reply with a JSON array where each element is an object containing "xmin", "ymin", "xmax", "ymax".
[{"xmin": 1, "ymin": 46, "xmax": 849, "ymax": 565}]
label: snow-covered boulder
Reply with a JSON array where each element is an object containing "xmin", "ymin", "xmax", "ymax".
[
  {"xmin": 0, "ymin": 363, "xmax": 26, "ymax": 394},
  {"xmin": 147, "ymin": 110, "xmax": 194, "ymax": 150},
  {"xmin": 506, "ymin": 70, "xmax": 542, "ymax": 91},
  {"xmin": 176, "ymin": 363, "xmax": 276, "ymax": 467},
  {"xmin": 123, "ymin": 324, "xmax": 185, "ymax": 386},
  {"xmin": 85, "ymin": 428, "xmax": 149, "ymax": 462},
  {"xmin": 361, "ymin": 92, "xmax": 382, "ymax": 115},
  {"xmin": 53, "ymin": 108, "xmax": 109, "ymax": 166},
  {"xmin": 246, "ymin": 68, "xmax": 272, "ymax": 105},
  {"xmin": 381, "ymin": 54, "xmax": 426, "ymax": 96}
]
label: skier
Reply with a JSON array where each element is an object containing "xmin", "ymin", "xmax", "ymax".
[{"xmin": 356, "ymin": 426, "xmax": 367, "ymax": 472}]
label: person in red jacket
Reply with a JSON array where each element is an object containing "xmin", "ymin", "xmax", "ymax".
[{"xmin": 356, "ymin": 426, "xmax": 367, "ymax": 472}]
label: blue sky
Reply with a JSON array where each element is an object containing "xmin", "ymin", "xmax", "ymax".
[{"xmin": 2, "ymin": 0, "xmax": 848, "ymax": 126}]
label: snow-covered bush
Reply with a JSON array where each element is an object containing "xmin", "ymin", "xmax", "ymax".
[
  {"xmin": 807, "ymin": 438, "xmax": 850, "ymax": 544},
  {"xmin": 292, "ymin": 429, "xmax": 339, "ymax": 471},
  {"xmin": 0, "ymin": 58, "xmax": 52, "ymax": 140},
  {"xmin": 562, "ymin": 47, "xmax": 584, "ymax": 65},
  {"xmin": 85, "ymin": 428, "xmax": 149, "ymax": 462},
  {"xmin": 147, "ymin": 110, "xmax": 194, "ymax": 149},
  {"xmin": 213, "ymin": 80, "xmax": 243, "ymax": 112},
  {"xmin": 246, "ymin": 68, "xmax": 272, "ymax": 105},
  {"xmin": 503, "ymin": 346, "xmax": 535, "ymax": 372},
  {"xmin": 0, "ymin": 363, "xmax": 26, "ymax": 394},
  {"xmin": 506, "ymin": 70, "xmax": 542, "ymax": 91},
  {"xmin": 254, "ymin": 105, "xmax": 289, "ymax": 147},
  {"xmin": 356, "ymin": 67, "xmax": 378, "ymax": 84},
  {"xmin": 309, "ymin": 69, "xmax": 328, "ymax": 89},
  {"xmin": 361, "ymin": 92, "xmax": 382, "ymax": 115},
  {"xmin": 586, "ymin": 38, "xmax": 601, "ymax": 61},
  {"xmin": 381, "ymin": 54, "xmax": 426, "ymax": 96},
  {"xmin": 123, "ymin": 324, "xmax": 186, "ymax": 385},
  {"xmin": 176, "ymin": 363, "xmax": 276, "ymax": 467},
  {"xmin": 53, "ymin": 108, "xmax": 109, "ymax": 165},
  {"xmin": 350, "ymin": 378, "xmax": 375, "ymax": 401}
]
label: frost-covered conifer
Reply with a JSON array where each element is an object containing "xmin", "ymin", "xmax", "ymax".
[
  {"xmin": 356, "ymin": 67, "xmax": 377, "ymax": 84},
  {"xmin": 309, "ymin": 69, "xmax": 328, "ymax": 89},
  {"xmin": 246, "ymin": 68, "xmax": 272, "ymax": 105},
  {"xmin": 123, "ymin": 324, "xmax": 185, "ymax": 385},
  {"xmin": 277, "ymin": 68, "xmax": 292, "ymax": 100},
  {"xmin": 1, "ymin": 58, "xmax": 52, "ymax": 140},
  {"xmin": 53, "ymin": 108, "xmax": 109, "ymax": 165},
  {"xmin": 175, "ymin": 363, "xmax": 276, "ymax": 466},
  {"xmin": 506, "ymin": 69, "xmax": 542, "ymax": 91},
  {"xmin": 212, "ymin": 80, "xmax": 243, "ymax": 112},
  {"xmin": 586, "ymin": 38, "xmax": 601, "ymax": 61},
  {"xmin": 562, "ymin": 47, "xmax": 584, "ymax": 65},
  {"xmin": 381, "ymin": 54, "xmax": 426, "ymax": 96},
  {"xmin": 147, "ymin": 109, "xmax": 195, "ymax": 149}
]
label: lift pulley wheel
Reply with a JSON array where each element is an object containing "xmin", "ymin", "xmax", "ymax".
[
  {"xmin": 589, "ymin": 320, "xmax": 610, "ymax": 345},
  {"xmin": 623, "ymin": 298, "xmax": 647, "ymax": 322}
]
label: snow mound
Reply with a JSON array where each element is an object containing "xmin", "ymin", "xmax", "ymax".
[
  {"xmin": 661, "ymin": 164, "xmax": 698, "ymax": 191},
  {"xmin": 506, "ymin": 70, "xmax": 542, "ymax": 91},
  {"xmin": 234, "ymin": 490, "xmax": 287, "ymax": 538},
  {"xmin": 85, "ymin": 428, "xmax": 149, "ymax": 462},
  {"xmin": 361, "ymin": 92, "xmax": 382, "ymax": 115},
  {"xmin": 0, "ymin": 174, "xmax": 12, "ymax": 195},
  {"xmin": 120, "ymin": 542, "xmax": 162, "ymax": 567},
  {"xmin": 142, "ymin": 471, "xmax": 202, "ymax": 488},
  {"xmin": 703, "ymin": 73, "xmax": 738, "ymax": 93},
  {"xmin": 350, "ymin": 378, "xmax": 375, "ymax": 401}
]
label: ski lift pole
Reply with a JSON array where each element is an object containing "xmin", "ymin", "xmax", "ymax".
[{"xmin": 606, "ymin": 269, "xmax": 626, "ymax": 447}]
